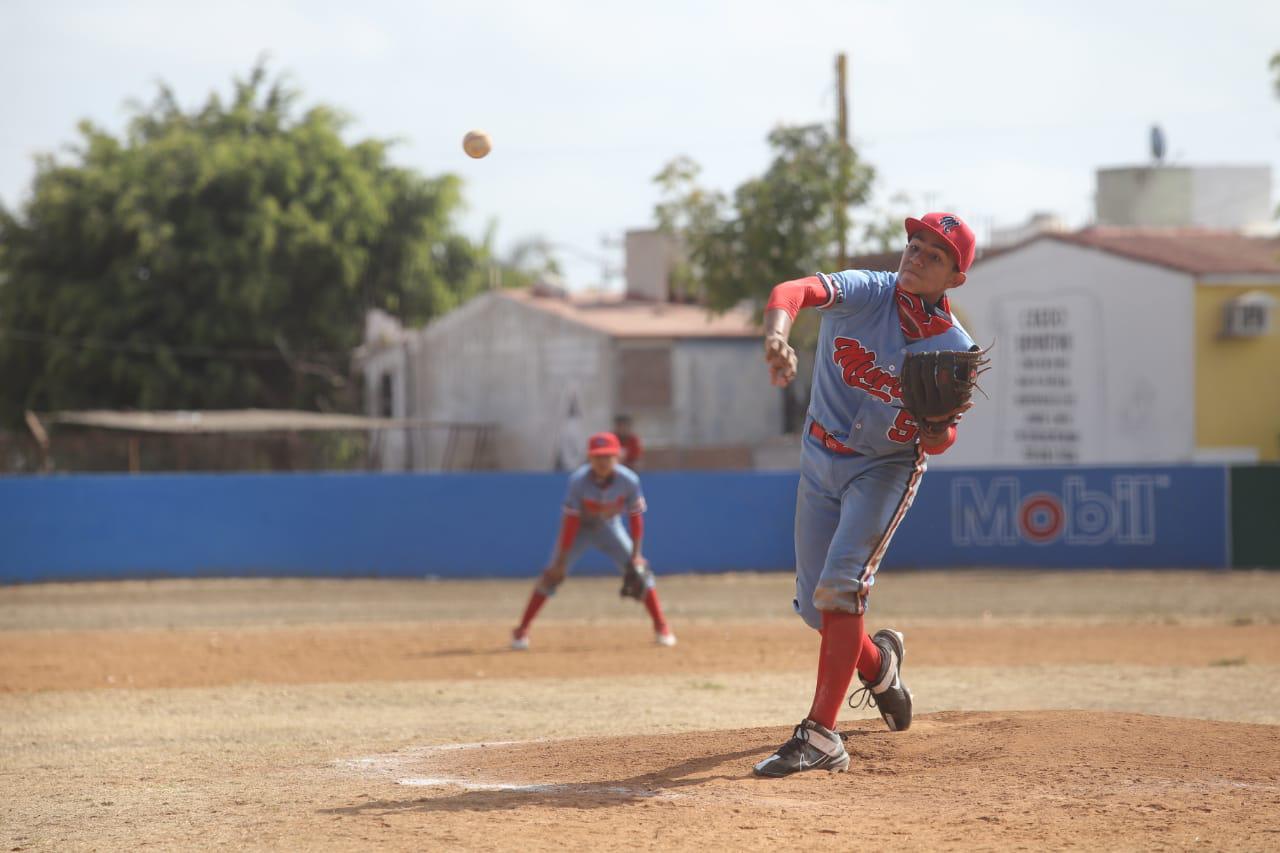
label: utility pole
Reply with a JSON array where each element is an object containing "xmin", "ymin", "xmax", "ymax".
[{"xmin": 835, "ymin": 52, "xmax": 850, "ymax": 269}]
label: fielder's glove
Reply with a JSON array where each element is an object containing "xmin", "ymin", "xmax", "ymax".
[
  {"xmin": 899, "ymin": 346, "xmax": 991, "ymax": 436},
  {"xmin": 620, "ymin": 558, "xmax": 652, "ymax": 601}
]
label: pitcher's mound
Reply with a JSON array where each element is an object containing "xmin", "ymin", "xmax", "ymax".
[{"xmin": 347, "ymin": 711, "xmax": 1280, "ymax": 850}]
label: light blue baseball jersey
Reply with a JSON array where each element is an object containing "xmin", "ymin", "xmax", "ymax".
[
  {"xmin": 789, "ymin": 269, "xmax": 976, "ymax": 623},
  {"xmin": 807, "ymin": 270, "xmax": 976, "ymax": 457},
  {"xmin": 537, "ymin": 464, "xmax": 651, "ymax": 596},
  {"xmin": 562, "ymin": 464, "xmax": 646, "ymax": 525}
]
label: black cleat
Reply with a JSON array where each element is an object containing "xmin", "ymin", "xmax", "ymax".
[
  {"xmin": 850, "ymin": 629, "xmax": 913, "ymax": 732},
  {"xmin": 752, "ymin": 719, "xmax": 850, "ymax": 778}
]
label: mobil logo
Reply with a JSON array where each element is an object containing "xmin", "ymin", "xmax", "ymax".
[{"xmin": 949, "ymin": 474, "xmax": 1171, "ymax": 547}]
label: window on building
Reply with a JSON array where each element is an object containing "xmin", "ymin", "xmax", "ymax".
[{"xmin": 617, "ymin": 345, "xmax": 672, "ymax": 410}]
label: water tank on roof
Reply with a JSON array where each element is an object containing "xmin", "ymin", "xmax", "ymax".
[{"xmin": 1095, "ymin": 165, "xmax": 1272, "ymax": 231}]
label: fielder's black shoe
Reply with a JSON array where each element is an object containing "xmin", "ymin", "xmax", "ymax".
[
  {"xmin": 752, "ymin": 719, "xmax": 850, "ymax": 778},
  {"xmin": 850, "ymin": 628, "xmax": 913, "ymax": 732}
]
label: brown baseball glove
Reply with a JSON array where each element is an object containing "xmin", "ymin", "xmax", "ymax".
[
  {"xmin": 620, "ymin": 558, "xmax": 652, "ymax": 601},
  {"xmin": 899, "ymin": 346, "xmax": 991, "ymax": 435}
]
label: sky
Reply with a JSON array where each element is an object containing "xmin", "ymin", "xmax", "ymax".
[{"xmin": 2, "ymin": 0, "xmax": 1278, "ymax": 291}]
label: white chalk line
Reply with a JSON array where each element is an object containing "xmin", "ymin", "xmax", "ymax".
[
  {"xmin": 339, "ymin": 738, "xmax": 677, "ymax": 800},
  {"xmin": 340, "ymin": 739, "xmax": 545, "ymax": 773},
  {"xmin": 342, "ymin": 739, "xmax": 535, "ymax": 772},
  {"xmin": 396, "ymin": 777, "xmax": 668, "ymax": 797}
]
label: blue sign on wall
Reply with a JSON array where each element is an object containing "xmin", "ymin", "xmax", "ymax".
[
  {"xmin": 893, "ymin": 465, "xmax": 1229, "ymax": 569},
  {"xmin": 0, "ymin": 465, "xmax": 1229, "ymax": 583}
]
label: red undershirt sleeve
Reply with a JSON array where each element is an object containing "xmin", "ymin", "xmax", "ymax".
[
  {"xmin": 628, "ymin": 512, "xmax": 644, "ymax": 545},
  {"xmin": 920, "ymin": 424, "xmax": 958, "ymax": 455},
  {"xmin": 765, "ymin": 276, "xmax": 830, "ymax": 320},
  {"xmin": 556, "ymin": 512, "xmax": 580, "ymax": 553}
]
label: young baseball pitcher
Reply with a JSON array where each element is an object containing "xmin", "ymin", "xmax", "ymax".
[
  {"xmin": 753, "ymin": 212, "xmax": 987, "ymax": 777},
  {"xmin": 511, "ymin": 431, "xmax": 676, "ymax": 649}
]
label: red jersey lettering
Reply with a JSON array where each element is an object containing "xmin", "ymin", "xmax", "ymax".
[
  {"xmin": 832, "ymin": 337, "xmax": 902, "ymax": 403},
  {"xmin": 887, "ymin": 409, "xmax": 918, "ymax": 444},
  {"xmin": 582, "ymin": 497, "xmax": 627, "ymax": 518}
]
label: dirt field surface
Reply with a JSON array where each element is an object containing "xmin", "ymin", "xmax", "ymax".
[{"xmin": 3, "ymin": 570, "xmax": 1280, "ymax": 851}]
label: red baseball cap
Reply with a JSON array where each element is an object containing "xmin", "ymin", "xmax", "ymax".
[
  {"xmin": 586, "ymin": 432, "xmax": 622, "ymax": 457},
  {"xmin": 904, "ymin": 212, "xmax": 977, "ymax": 273}
]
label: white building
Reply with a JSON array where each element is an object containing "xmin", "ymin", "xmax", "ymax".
[
  {"xmin": 357, "ymin": 287, "xmax": 782, "ymax": 471},
  {"xmin": 989, "ymin": 212, "xmax": 1069, "ymax": 250},
  {"xmin": 943, "ymin": 228, "xmax": 1280, "ymax": 467}
]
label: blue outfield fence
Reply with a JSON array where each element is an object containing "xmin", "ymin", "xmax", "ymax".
[
  {"xmin": 0, "ymin": 471, "xmax": 799, "ymax": 583},
  {"xmin": 0, "ymin": 465, "xmax": 1230, "ymax": 583}
]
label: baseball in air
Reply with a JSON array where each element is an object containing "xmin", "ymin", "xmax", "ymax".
[{"xmin": 462, "ymin": 130, "xmax": 492, "ymax": 159}]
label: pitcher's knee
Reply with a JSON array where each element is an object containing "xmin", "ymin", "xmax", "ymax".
[
  {"xmin": 813, "ymin": 580, "xmax": 868, "ymax": 616},
  {"xmin": 792, "ymin": 595, "xmax": 822, "ymax": 631}
]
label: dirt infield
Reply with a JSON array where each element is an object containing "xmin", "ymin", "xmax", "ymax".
[{"xmin": 3, "ymin": 571, "xmax": 1279, "ymax": 851}]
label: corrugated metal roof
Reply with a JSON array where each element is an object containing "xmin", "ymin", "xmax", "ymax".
[
  {"xmin": 500, "ymin": 289, "xmax": 760, "ymax": 338},
  {"xmin": 1042, "ymin": 228, "xmax": 1280, "ymax": 275}
]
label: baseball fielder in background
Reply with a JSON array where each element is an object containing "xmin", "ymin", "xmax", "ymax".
[
  {"xmin": 511, "ymin": 431, "xmax": 676, "ymax": 649},
  {"xmin": 613, "ymin": 414, "xmax": 643, "ymax": 469},
  {"xmin": 753, "ymin": 213, "xmax": 985, "ymax": 777}
]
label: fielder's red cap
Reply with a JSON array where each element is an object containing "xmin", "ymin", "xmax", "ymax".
[
  {"xmin": 905, "ymin": 212, "xmax": 977, "ymax": 273},
  {"xmin": 587, "ymin": 432, "xmax": 622, "ymax": 457}
]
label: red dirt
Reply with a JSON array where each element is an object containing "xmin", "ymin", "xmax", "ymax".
[
  {"xmin": 4, "ymin": 622, "xmax": 1277, "ymax": 692},
  {"xmin": 4, "ymin": 575, "xmax": 1279, "ymax": 851},
  {"xmin": 329, "ymin": 711, "xmax": 1280, "ymax": 851}
]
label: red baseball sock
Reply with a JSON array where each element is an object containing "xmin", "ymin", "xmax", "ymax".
[
  {"xmin": 515, "ymin": 590, "xmax": 548, "ymax": 635},
  {"xmin": 642, "ymin": 587, "xmax": 669, "ymax": 633},
  {"xmin": 806, "ymin": 610, "xmax": 866, "ymax": 731},
  {"xmin": 856, "ymin": 630, "xmax": 882, "ymax": 682}
]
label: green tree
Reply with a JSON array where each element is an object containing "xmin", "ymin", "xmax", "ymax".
[
  {"xmin": 476, "ymin": 222, "xmax": 565, "ymax": 290},
  {"xmin": 653, "ymin": 123, "xmax": 873, "ymax": 312},
  {"xmin": 854, "ymin": 191, "xmax": 918, "ymax": 255},
  {"xmin": 0, "ymin": 64, "xmax": 485, "ymax": 423}
]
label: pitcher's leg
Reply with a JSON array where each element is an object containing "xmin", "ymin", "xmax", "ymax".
[
  {"xmin": 814, "ymin": 450, "xmax": 926, "ymax": 616},
  {"xmin": 813, "ymin": 451, "xmax": 925, "ymax": 731},
  {"xmin": 793, "ymin": 468, "xmax": 842, "ymax": 631}
]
